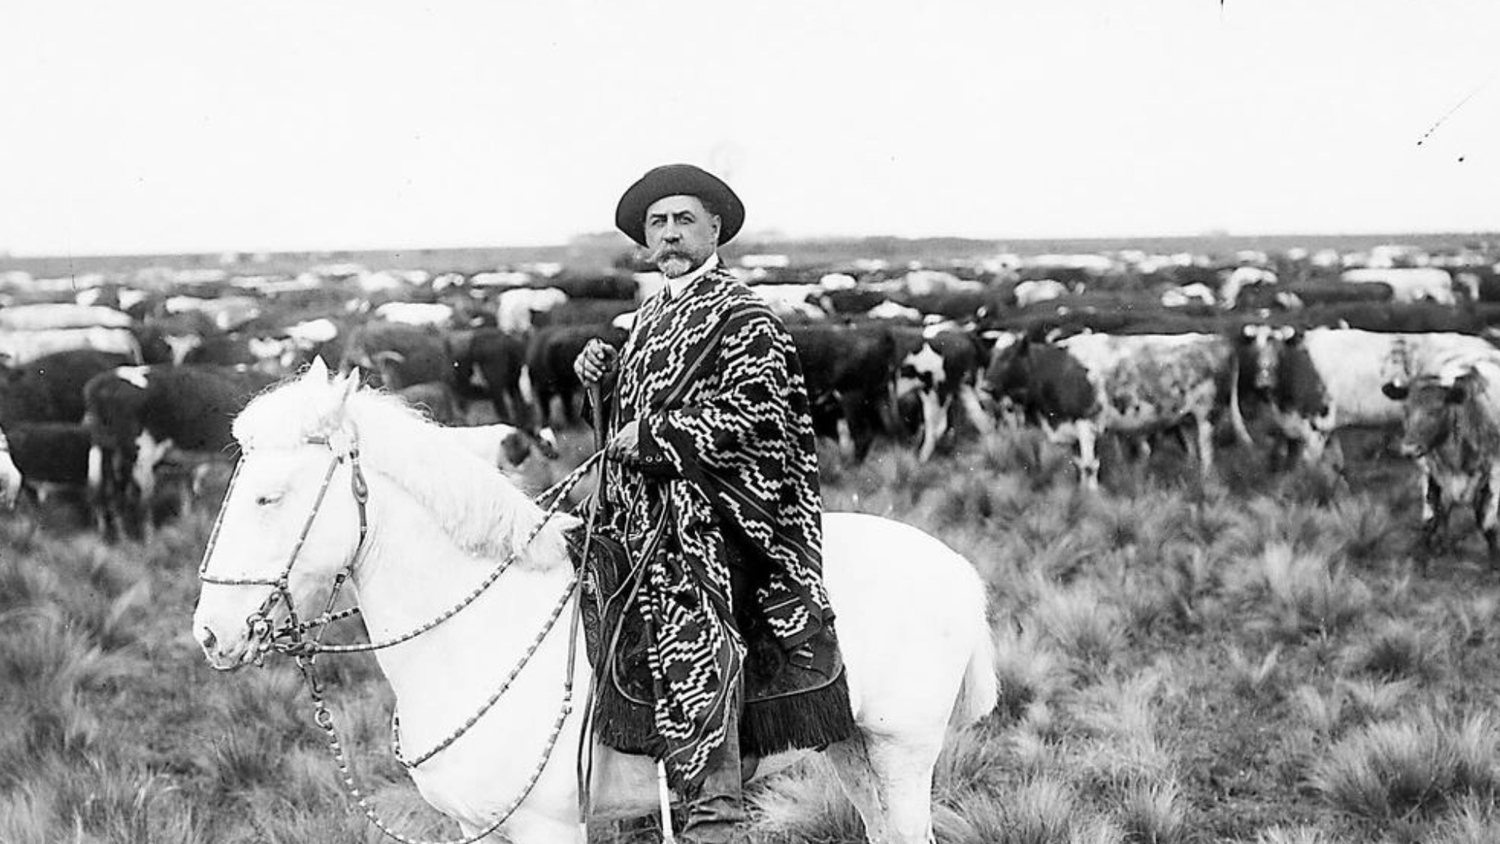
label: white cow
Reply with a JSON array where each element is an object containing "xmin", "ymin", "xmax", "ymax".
[
  {"xmin": 0, "ymin": 304, "xmax": 133, "ymax": 331},
  {"xmin": 0, "ymin": 326, "xmax": 143, "ymax": 367},
  {"xmin": 496, "ymin": 288, "xmax": 569, "ymax": 335},
  {"xmin": 1219, "ymin": 266, "xmax": 1278, "ymax": 310},
  {"xmin": 1161, "ymin": 283, "xmax": 1217, "ymax": 308},
  {"xmin": 165, "ymin": 295, "xmax": 262, "ymax": 331},
  {"xmin": 374, "ymin": 302, "xmax": 457, "ymax": 328},
  {"xmin": 750, "ymin": 284, "xmax": 828, "ymax": 320},
  {"xmin": 1340, "ymin": 268, "xmax": 1458, "ymax": 305},
  {"xmin": 1014, "ymin": 278, "xmax": 1068, "ymax": 308}
]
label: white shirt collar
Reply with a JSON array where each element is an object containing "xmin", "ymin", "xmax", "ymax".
[{"xmin": 665, "ymin": 253, "xmax": 720, "ymax": 300}]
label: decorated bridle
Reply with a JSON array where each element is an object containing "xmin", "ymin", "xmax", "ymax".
[
  {"xmin": 197, "ymin": 429, "xmax": 370, "ymax": 666},
  {"xmin": 197, "ymin": 426, "xmax": 604, "ymax": 844}
]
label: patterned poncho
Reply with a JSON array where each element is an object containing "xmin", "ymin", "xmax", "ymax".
[{"xmin": 597, "ymin": 264, "xmax": 835, "ymax": 790}]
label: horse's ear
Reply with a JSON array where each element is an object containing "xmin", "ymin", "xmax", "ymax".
[
  {"xmin": 306, "ymin": 356, "xmax": 331, "ymax": 382},
  {"xmin": 339, "ymin": 368, "xmax": 362, "ymax": 403}
]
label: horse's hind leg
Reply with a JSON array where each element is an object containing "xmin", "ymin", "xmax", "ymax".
[{"xmin": 826, "ymin": 731, "xmax": 941, "ymax": 844}]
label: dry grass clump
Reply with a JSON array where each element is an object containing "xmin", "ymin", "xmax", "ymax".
[
  {"xmin": 1224, "ymin": 645, "xmax": 1283, "ymax": 701},
  {"xmin": 1001, "ymin": 775, "xmax": 1082, "ymax": 844},
  {"xmin": 991, "ymin": 621, "xmax": 1074, "ymax": 724},
  {"xmin": 0, "ymin": 758, "xmax": 206, "ymax": 844},
  {"xmin": 1325, "ymin": 496, "xmax": 1404, "ymax": 569},
  {"xmin": 1067, "ymin": 674, "xmax": 1177, "ymax": 793},
  {"xmin": 1117, "ymin": 778, "xmax": 1189, "ymax": 844},
  {"xmin": 1232, "ymin": 543, "xmax": 1372, "ymax": 641},
  {"xmin": 1340, "ymin": 678, "xmax": 1418, "ymax": 725},
  {"xmin": 1308, "ymin": 710, "xmax": 1500, "ymax": 825},
  {"xmin": 1338, "ymin": 618, "xmax": 1448, "ymax": 683},
  {"xmin": 1115, "ymin": 544, "xmax": 1222, "ymax": 636},
  {"xmin": 749, "ymin": 757, "xmax": 865, "ymax": 844},
  {"xmin": 1251, "ymin": 827, "xmax": 1337, "ymax": 844},
  {"xmin": 0, "ymin": 612, "xmax": 137, "ymax": 769},
  {"xmin": 1027, "ymin": 582, "xmax": 1126, "ymax": 678},
  {"xmin": 1429, "ymin": 793, "xmax": 1500, "ymax": 844}
]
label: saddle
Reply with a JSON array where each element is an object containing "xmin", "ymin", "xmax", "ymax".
[{"xmin": 570, "ymin": 527, "xmax": 855, "ymax": 759}]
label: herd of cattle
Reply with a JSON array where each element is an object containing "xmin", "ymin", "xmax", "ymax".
[{"xmin": 4, "ymin": 250, "xmax": 1500, "ymax": 559}]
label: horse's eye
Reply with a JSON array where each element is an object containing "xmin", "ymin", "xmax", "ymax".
[{"xmin": 255, "ymin": 493, "xmax": 283, "ymax": 507}]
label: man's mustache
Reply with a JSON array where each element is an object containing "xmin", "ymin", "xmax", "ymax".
[{"xmin": 650, "ymin": 243, "xmax": 688, "ymax": 263}]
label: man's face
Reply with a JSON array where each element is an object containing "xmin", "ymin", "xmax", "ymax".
[{"xmin": 643, "ymin": 194, "xmax": 719, "ymax": 279}]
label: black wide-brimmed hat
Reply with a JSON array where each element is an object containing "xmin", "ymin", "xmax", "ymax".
[{"xmin": 614, "ymin": 163, "xmax": 745, "ymax": 248}]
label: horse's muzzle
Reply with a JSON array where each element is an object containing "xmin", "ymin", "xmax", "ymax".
[{"xmin": 195, "ymin": 623, "xmax": 253, "ymax": 671}]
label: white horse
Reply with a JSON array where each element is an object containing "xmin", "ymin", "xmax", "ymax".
[{"xmin": 192, "ymin": 359, "xmax": 998, "ymax": 844}]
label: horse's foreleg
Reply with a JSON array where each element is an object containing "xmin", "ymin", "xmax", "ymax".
[{"xmin": 826, "ymin": 739, "xmax": 891, "ymax": 843}]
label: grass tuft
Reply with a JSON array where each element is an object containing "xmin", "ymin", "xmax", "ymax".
[
  {"xmin": 1339, "ymin": 618, "xmax": 1447, "ymax": 683},
  {"xmin": 1118, "ymin": 778, "xmax": 1189, "ymax": 844},
  {"xmin": 1239, "ymin": 542, "xmax": 1372, "ymax": 641},
  {"xmin": 1029, "ymin": 582, "xmax": 1125, "ymax": 677},
  {"xmin": 1308, "ymin": 709, "xmax": 1500, "ymax": 824}
]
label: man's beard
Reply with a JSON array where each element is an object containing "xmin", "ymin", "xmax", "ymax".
[{"xmin": 654, "ymin": 248, "xmax": 701, "ymax": 279}]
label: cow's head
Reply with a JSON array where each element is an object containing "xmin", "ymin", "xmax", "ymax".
[
  {"xmin": 895, "ymin": 343, "xmax": 946, "ymax": 401},
  {"xmin": 1383, "ymin": 369, "xmax": 1484, "ymax": 458},
  {"xmin": 1238, "ymin": 324, "xmax": 1299, "ymax": 394},
  {"xmin": 981, "ymin": 332, "xmax": 1029, "ymax": 404}
]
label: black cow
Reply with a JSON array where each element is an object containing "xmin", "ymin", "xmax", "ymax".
[
  {"xmin": 1276, "ymin": 302, "xmax": 1486, "ymax": 334},
  {"xmin": 787, "ymin": 323, "xmax": 899, "ymax": 461},
  {"xmin": 820, "ymin": 288, "xmax": 892, "ymax": 317},
  {"xmin": 340, "ymin": 321, "xmax": 458, "ymax": 389},
  {"xmin": 0, "ymin": 422, "xmax": 92, "ymax": 511},
  {"xmin": 453, "ymin": 328, "xmax": 530, "ymax": 427},
  {"xmin": 0, "ymin": 349, "xmax": 135, "ymax": 425},
  {"xmin": 532, "ymin": 299, "xmax": 638, "ymax": 330},
  {"xmin": 1235, "ymin": 279, "xmax": 1393, "ymax": 311},
  {"xmin": 83, "ymin": 365, "xmax": 278, "ymax": 538},
  {"xmin": 983, "ymin": 335, "xmax": 1097, "ymax": 432},
  {"xmin": 182, "ymin": 332, "xmax": 261, "ymax": 369},
  {"xmin": 524, "ymin": 324, "xmax": 629, "ymax": 445}
]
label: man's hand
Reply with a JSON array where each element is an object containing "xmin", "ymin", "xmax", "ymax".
[
  {"xmin": 606, "ymin": 419, "xmax": 640, "ymax": 461},
  {"xmin": 574, "ymin": 339, "xmax": 619, "ymax": 387}
]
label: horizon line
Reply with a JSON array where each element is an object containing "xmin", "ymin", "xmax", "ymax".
[{"xmin": 4, "ymin": 229, "xmax": 1500, "ymax": 263}]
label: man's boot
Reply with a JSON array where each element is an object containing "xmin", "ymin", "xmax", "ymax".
[{"xmin": 678, "ymin": 694, "xmax": 747, "ymax": 844}]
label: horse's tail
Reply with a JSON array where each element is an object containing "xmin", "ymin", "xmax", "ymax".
[{"xmin": 949, "ymin": 608, "xmax": 999, "ymax": 728}]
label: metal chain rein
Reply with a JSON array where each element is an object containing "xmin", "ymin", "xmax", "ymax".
[
  {"xmin": 273, "ymin": 451, "xmax": 602, "ymax": 656},
  {"xmin": 285, "ymin": 452, "xmax": 601, "ymax": 844}
]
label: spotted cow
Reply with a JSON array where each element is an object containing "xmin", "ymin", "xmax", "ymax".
[
  {"xmin": 1237, "ymin": 327, "xmax": 1500, "ymax": 467},
  {"xmin": 892, "ymin": 324, "xmax": 993, "ymax": 461},
  {"xmin": 986, "ymin": 332, "xmax": 1235, "ymax": 489},
  {"xmin": 1382, "ymin": 362, "xmax": 1500, "ymax": 568}
]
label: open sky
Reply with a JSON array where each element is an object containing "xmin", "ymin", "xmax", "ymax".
[{"xmin": 1, "ymin": 1, "xmax": 1496, "ymax": 256}]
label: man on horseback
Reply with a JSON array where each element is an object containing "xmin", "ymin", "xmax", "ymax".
[{"xmin": 575, "ymin": 163, "xmax": 854, "ymax": 844}]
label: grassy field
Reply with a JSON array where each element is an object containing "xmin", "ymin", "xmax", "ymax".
[{"xmin": 6, "ymin": 424, "xmax": 1500, "ymax": 843}]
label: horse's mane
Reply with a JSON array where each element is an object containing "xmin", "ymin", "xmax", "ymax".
[{"xmin": 233, "ymin": 369, "xmax": 577, "ymax": 570}]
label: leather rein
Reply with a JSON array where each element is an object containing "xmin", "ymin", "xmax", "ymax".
[{"xmin": 197, "ymin": 429, "xmax": 603, "ymax": 844}]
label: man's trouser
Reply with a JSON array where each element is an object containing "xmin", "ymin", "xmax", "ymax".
[
  {"xmin": 679, "ymin": 685, "xmax": 746, "ymax": 843},
  {"xmin": 680, "ymin": 533, "xmax": 758, "ymax": 843}
]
